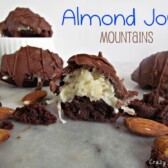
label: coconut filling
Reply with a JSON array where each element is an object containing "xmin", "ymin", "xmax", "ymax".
[
  {"xmin": 17, "ymin": 25, "xmax": 33, "ymax": 32},
  {"xmin": 56, "ymin": 67, "xmax": 135, "ymax": 123}
]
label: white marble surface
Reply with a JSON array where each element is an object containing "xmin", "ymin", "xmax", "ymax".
[{"xmin": 0, "ymin": 63, "xmax": 154, "ymax": 168}]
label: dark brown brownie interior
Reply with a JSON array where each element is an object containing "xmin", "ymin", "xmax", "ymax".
[{"xmin": 61, "ymin": 96, "xmax": 123, "ymax": 123}]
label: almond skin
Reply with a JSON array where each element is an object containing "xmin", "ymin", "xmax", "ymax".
[
  {"xmin": 21, "ymin": 90, "xmax": 47, "ymax": 105},
  {"xmin": 0, "ymin": 107, "xmax": 14, "ymax": 120},
  {"xmin": 123, "ymin": 117, "xmax": 168, "ymax": 137},
  {"xmin": 0, "ymin": 129, "xmax": 10, "ymax": 143}
]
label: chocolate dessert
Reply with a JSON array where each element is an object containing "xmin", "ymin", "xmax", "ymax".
[
  {"xmin": 131, "ymin": 51, "xmax": 168, "ymax": 98},
  {"xmin": 0, "ymin": 7, "xmax": 53, "ymax": 37},
  {"xmin": 129, "ymin": 91, "xmax": 168, "ymax": 126},
  {"xmin": 147, "ymin": 136, "xmax": 168, "ymax": 168},
  {"xmin": 50, "ymin": 52, "xmax": 137, "ymax": 123},
  {"xmin": 0, "ymin": 46, "xmax": 63, "ymax": 88},
  {"xmin": 12, "ymin": 102, "xmax": 56, "ymax": 125}
]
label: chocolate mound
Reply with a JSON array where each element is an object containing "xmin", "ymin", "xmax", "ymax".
[
  {"xmin": 0, "ymin": 7, "xmax": 53, "ymax": 37},
  {"xmin": 12, "ymin": 102, "xmax": 56, "ymax": 125},
  {"xmin": 131, "ymin": 51, "xmax": 168, "ymax": 98},
  {"xmin": 0, "ymin": 46, "xmax": 63, "ymax": 88},
  {"xmin": 61, "ymin": 96, "xmax": 123, "ymax": 123},
  {"xmin": 51, "ymin": 52, "xmax": 136, "ymax": 123}
]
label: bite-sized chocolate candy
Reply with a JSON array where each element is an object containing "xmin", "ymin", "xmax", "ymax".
[
  {"xmin": 131, "ymin": 51, "xmax": 168, "ymax": 98},
  {"xmin": 50, "ymin": 52, "xmax": 137, "ymax": 123},
  {"xmin": 0, "ymin": 46, "xmax": 63, "ymax": 88},
  {"xmin": 0, "ymin": 7, "xmax": 53, "ymax": 37}
]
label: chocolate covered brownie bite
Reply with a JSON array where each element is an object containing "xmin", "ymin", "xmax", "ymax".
[
  {"xmin": 131, "ymin": 51, "xmax": 168, "ymax": 98},
  {"xmin": 50, "ymin": 52, "xmax": 137, "ymax": 123},
  {"xmin": 0, "ymin": 46, "xmax": 63, "ymax": 88},
  {"xmin": 0, "ymin": 7, "xmax": 53, "ymax": 37}
]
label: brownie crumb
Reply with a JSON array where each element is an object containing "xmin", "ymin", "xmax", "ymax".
[
  {"xmin": 128, "ymin": 90, "xmax": 168, "ymax": 126},
  {"xmin": 12, "ymin": 102, "xmax": 56, "ymax": 125},
  {"xmin": 61, "ymin": 96, "xmax": 123, "ymax": 123},
  {"xmin": 0, "ymin": 120, "xmax": 14, "ymax": 130}
]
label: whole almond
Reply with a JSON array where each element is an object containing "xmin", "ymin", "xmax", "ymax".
[
  {"xmin": 21, "ymin": 90, "xmax": 47, "ymax": 105},
  {"xmin": 123, "ymin": 117, "xmax": 168, "ymax": 137},
  {"xmin": 0, "ymin": 107, "xmax": 14, "ymax": 120},
  {"xmin": 0, "ymin": 129, "xmax": 10, "ymax": 143}
]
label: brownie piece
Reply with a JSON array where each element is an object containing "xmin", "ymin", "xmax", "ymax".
[
  {"xmin": 61, "ymin": 96, "xmax": 123, "ymax": 123},
  {"xmin": 0, "ymin": 46, "xmax": 63, "ymax": 88},
  {"xmin": 131, "ymin": 51, "xmax": 168, "ymax": 98},
  {"xmin": 51, "ymin": 52, "xmax": 136, "ymax": 123},
  {"xmin": 0, "ymin": 120, "xmax": 14, "ymax": 130},
  {"xmin": 12, "ymin": 102, "xmax": 56, "ymax": 125},
  {"xmin": 128, "ymin": 91, "xmax": 168, "ymax": 126},
  {"xmin": 0, "ymin": 7, "xmax": 53, "ymax": 37},
  {"xmin": 128, "ymin": 99, "xmax": 157, "ymax": 119}
]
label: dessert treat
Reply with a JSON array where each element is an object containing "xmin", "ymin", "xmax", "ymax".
[
  {"xmin": 0, "ymin": 7, "xmax": 53, "ymax": 37},
  {"xmin": 12, "ymin": 102, "xmax": 56, "ymax": 125},
  {"xmin": 0, "ymin": 120, "xmax": 14, "ymax": 130},
  {"xmin": 0, "ymin": 46, "xmax": 63, "ymax": 88},
  {"xmin": 131, "ymin": 51, "xmax": 168, "ymax": 98},
  {"xmin": 50, "ymin": 52, "xmax": 137, "ymax": 123},
  {"xmin": 129, "ymin": 91, "xmax": 168, "ymax": 126},
  {"xmin": 147, "ymin": 136, "xmax": 168, "ymax": 167}
]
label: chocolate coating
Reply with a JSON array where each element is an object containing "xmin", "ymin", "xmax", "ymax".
[
  {"xmin": 0, "ymin": 46, "xmax": 63, "ymax": 87},
  {"xmin": 1, "ymin": 7, "xmax": 53, "ymax": 37},
  {"xmin": 132, "ymin": 51, "xmax": 168, "ymax": 98},
  {"xmin": 63, "ymin": 52, "xmax": 137, "ymax": 99}
]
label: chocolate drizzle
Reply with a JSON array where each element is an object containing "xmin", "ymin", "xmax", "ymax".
[
  {"xmin": 0, "ymin": 46, "xmax": 63, "ymax": 87},
  {"xmin": 1, "ymin": 7, "xmax": 53, "ymax": 37},
  {"xmin": 152, "ymin": 53, "xmax": 159, "ymax": 89},
  {"xmin": 132, "ymin": 51, "xmax": 168, "ymax": 98},
  {"xmin": 157, "ymin": 54, "xmax": 168, "ymax": 90}
]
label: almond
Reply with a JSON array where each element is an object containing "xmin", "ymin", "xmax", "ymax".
[
  {"xmin": 0, "ymin": 107, "xmax": 14, "ymax": 120},
  {"xmin": 123, "ymin": 117, "xmax": 168, "ymax": 137},
  {"xmin": 154, "ymin": 136, "xmax": 168, "ymax": 156},
  {"xmin": 0, "ymin": 129, "xmax": 10, "ymax": 143},
  {"xmin": 21, "ymin": 90, "xmax": 47, "ymax": 105}
]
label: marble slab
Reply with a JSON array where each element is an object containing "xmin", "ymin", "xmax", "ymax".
[{"xmin": 0, "ymin": 63, "xmax": 154, "ymax": 168}]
